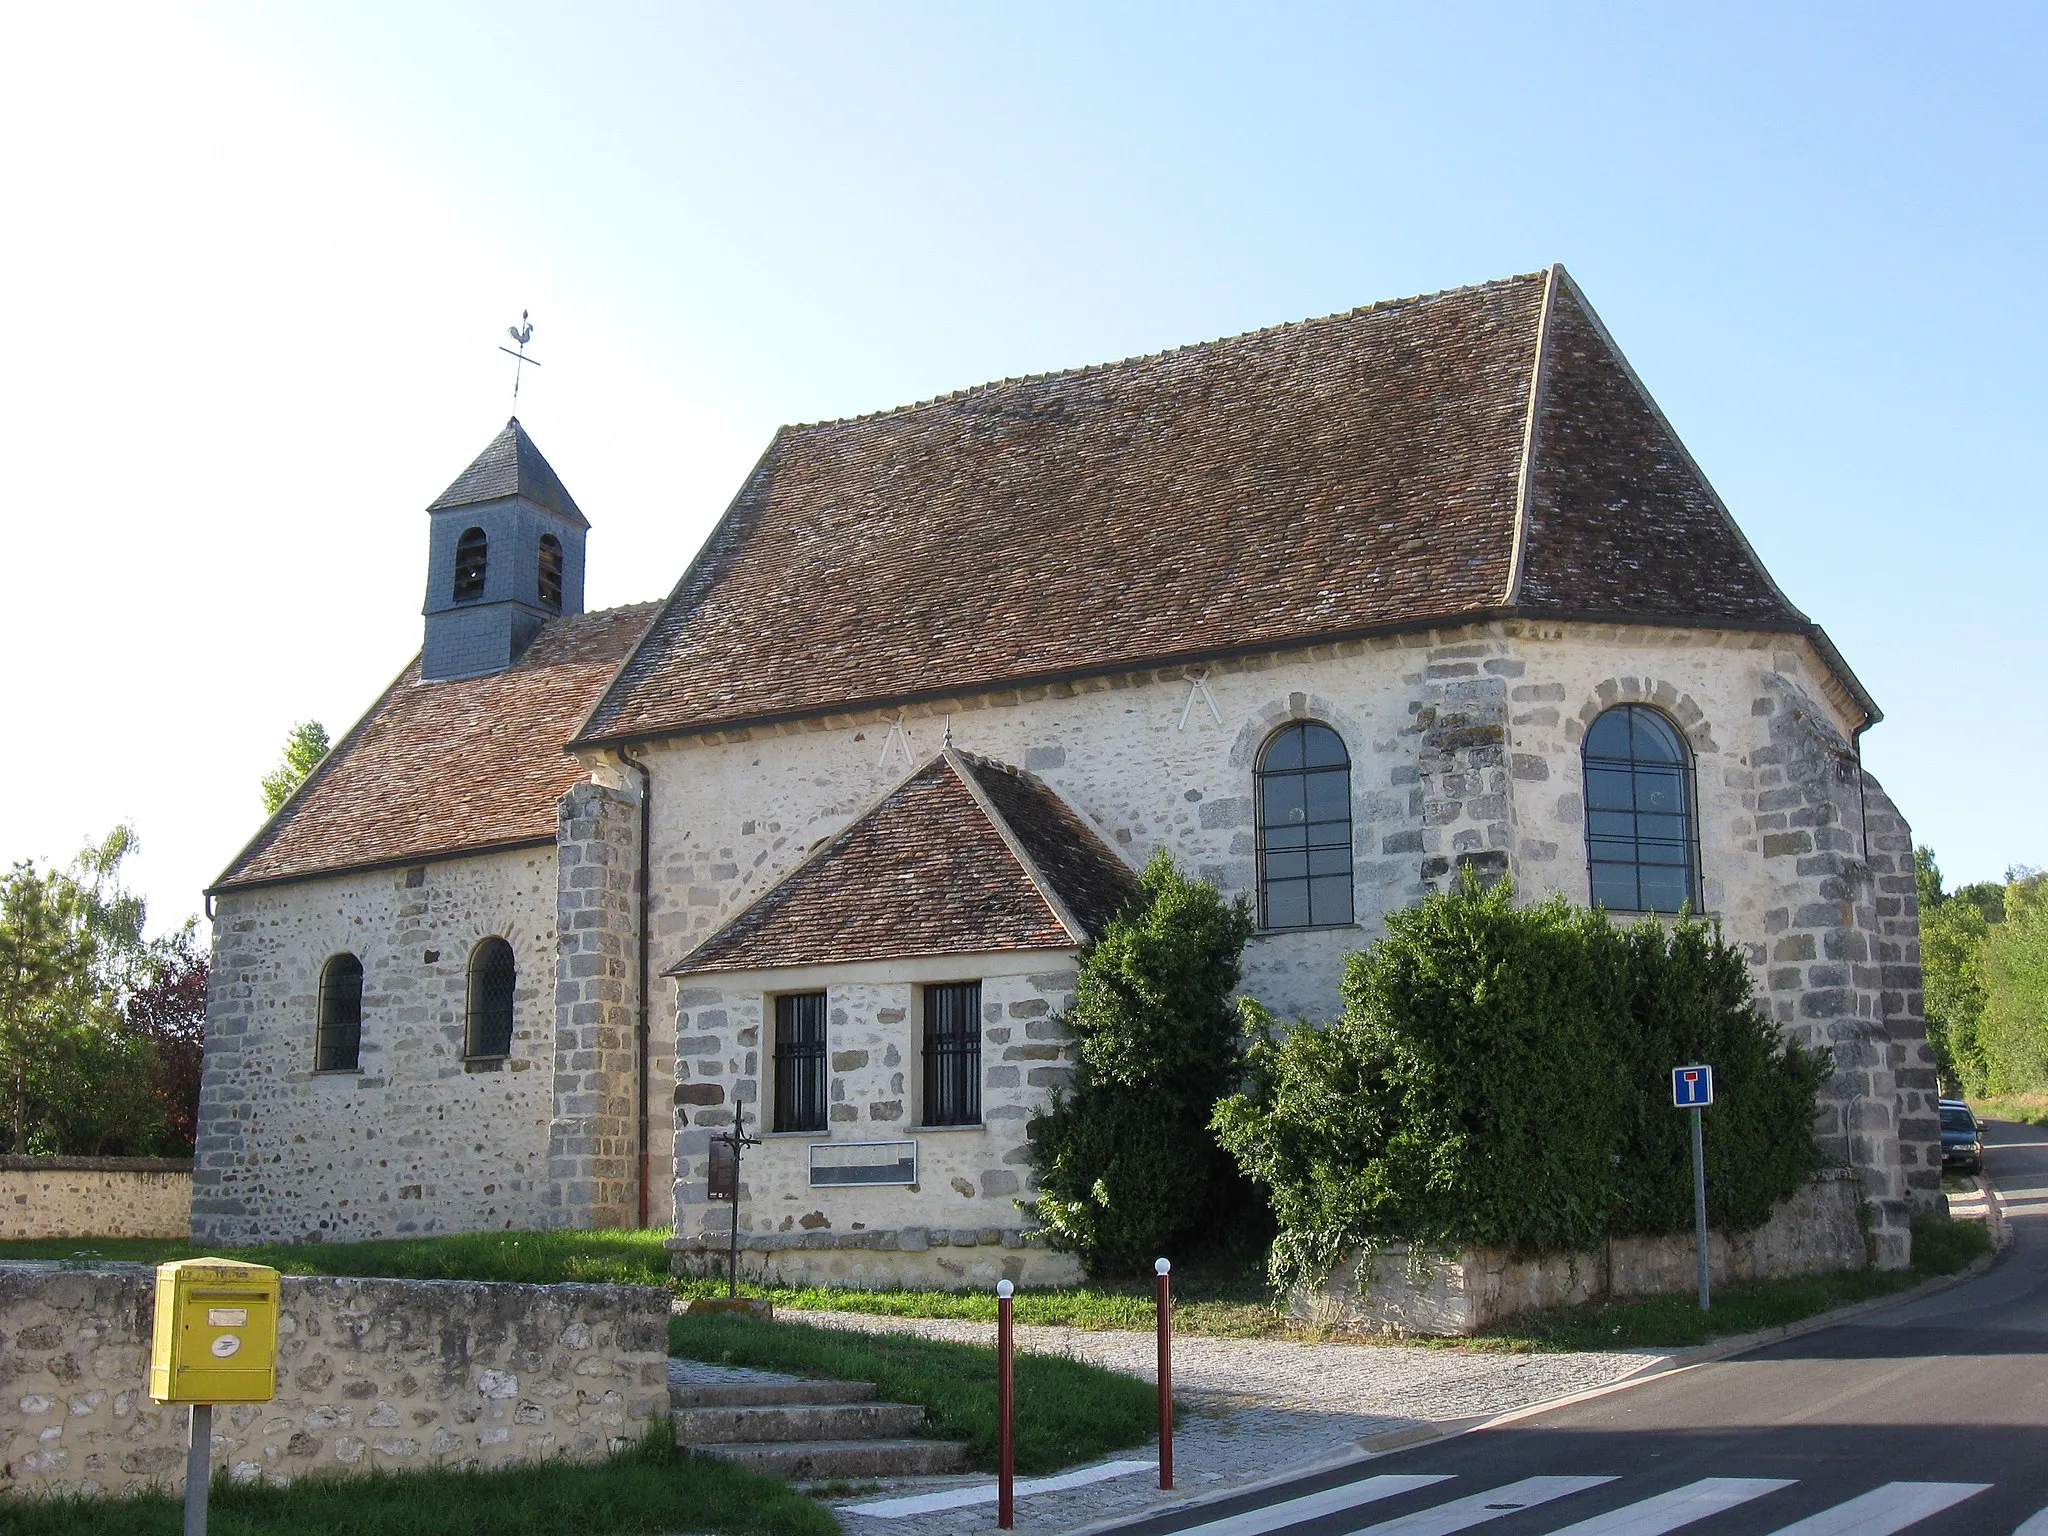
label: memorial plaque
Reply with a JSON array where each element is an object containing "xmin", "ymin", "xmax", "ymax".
[{"xmin": 707, "ymin": 1139, "xmax": 738, "ymax": 1201}]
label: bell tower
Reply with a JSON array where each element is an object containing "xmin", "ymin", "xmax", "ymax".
[{"xmin": 421, "ymin": 417, "xmax": 588, "ymax": 681}]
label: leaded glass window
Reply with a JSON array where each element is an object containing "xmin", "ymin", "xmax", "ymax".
[
  {"xmin": 465, "ymin": 937, "xmax": 516, "ymax": 1058},
  {"xmin": 1256, "ymin": 722, "xmax": 1354, "ymax": 929},
  {"xmin": 316, "ymin": 953, "xmax": 363, "ymax": 1072},
  {"xmin": 1584, "ymin": 705, "xmax": 1700, "ymax": 913},
  {"xmin": 773, "ymin": 992, "xmax": 827, "ymax": 1133},
  {"xmin": 922, "ymin": 982, "xmax": 981, "ymax": 1127}
]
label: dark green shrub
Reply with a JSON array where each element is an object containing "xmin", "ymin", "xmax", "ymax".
[
  {"xmin": 1025, "ymin": 852, "xmax": 1255, "ymax": 1278},
  {"xmin": 1213, "ymin": 875, "xmax": 1829, "ymax": 1291}
]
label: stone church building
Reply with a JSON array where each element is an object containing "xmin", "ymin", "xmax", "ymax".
[{"xmin": 197, "ymin": 266, "xmax": 1942, "ymax": 1283}]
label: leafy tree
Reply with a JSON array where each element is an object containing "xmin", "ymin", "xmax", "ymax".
[
  {"xmin": 1916, "ymin": 847, "xmax": 1990, "ymax": 1094},
  {"xmin": 0, "ymin": 827, "xmax": 198, "ymax": 1154},
  {"xmin": 1213, "ymin": 875, "xmax": 1827, "ymax": 1292},
  {"xmin": 124, "ymin": 926, "xmax": 208, "ymax": 1153},
  {"xmin": 1025, "ymin": 852, "xmax": 1256, "ymax": 1278},
  {"xmin": 261, "ymin": 720, "xmax": 330, "ymax": 815},
  {"xmin": 1982, "ymin": 871, "xmax": 2048, "ymax": 1094}
]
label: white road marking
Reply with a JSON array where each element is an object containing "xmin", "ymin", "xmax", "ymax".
[
  {"xmin": 2010, "ymin": 1505, "xmax": 2048, "ymax": 1536},
  {"xmin": 844, "ymin": 1458, "xmax": 1154, "ymax": 1516},
  {"xmin": 1542, "ymin": 1478, "xmax": 1796, "ymax": 1535},
  {"xmin": 1759, "ymin": 1481, "xmax": 1990, "ymax": 1535},
  {"xmin": 1156, "ymin": 1474, "xmax": 1454, "ymax": 1536},
  {"xmin": 1345, "ymin": 1476, "xmax": 1619, "ymax": 1536}
]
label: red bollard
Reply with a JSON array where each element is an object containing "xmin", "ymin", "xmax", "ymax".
[
  {"xmin": 997, "ymin": 1278, "xmax": 1015, "ymax": 1529},
  {"xmin": 1155, "ymin": 1257, "xmax": 1173, "ymax": 1490}
]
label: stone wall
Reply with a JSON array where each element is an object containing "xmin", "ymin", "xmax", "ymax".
[
  {"xmin": 1297, "ymin": 1169, "xmax": 1866, "ymax": 1336},
  {"xmin": 0, "ymin": 1159, "xmax": 191, "ymax": 1241},
  {"xmin": 0, "ymin": 1264, "xmax": 668, "ymax": 1499},
  {"xmin": 195, "ymin": 848, "xmax": 560, "ymax": 1243},
  {"xmin": 666, "ymin": 952, "xmax": 1084, "ymax": 1289}
]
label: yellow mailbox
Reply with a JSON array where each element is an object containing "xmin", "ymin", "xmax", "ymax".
[{"xmin": 148, "ymin": 1258, "xmax": 281, "ymax": 1405}]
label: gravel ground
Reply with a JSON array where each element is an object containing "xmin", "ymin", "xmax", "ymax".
[{"xmin": 796, "ymin": 1311, "xmax": 1661, "ymax": 1535}]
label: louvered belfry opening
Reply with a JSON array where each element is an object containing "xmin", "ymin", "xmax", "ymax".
[
  {"xmin": 315, "ymin": 953, "xmax": 364, "ymax": 1072},
  {"xmin": 922, "ymin": 981, "xmax": 981, "ymax": 1127},
  {"xmin": 538, "ymin": 534, "xmax": 564, "ymax": 611},
  {"xmin": 773, "ymin": 991, "xmax": 827, "ymax": 1132},
  {"xmin": 453, "ymin": 526, "xmax": 488, "ymax": 602},
  {"xmin": 465, "ymin": 937, "xmax": 516, "ymax": 1058}
]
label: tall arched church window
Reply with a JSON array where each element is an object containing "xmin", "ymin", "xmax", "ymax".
[
  {"xmin": 1256, "ymin": 721, "xmax": 1353, "ymax": 929},
  {"xmin": 465, "ymin": 937, "xmax": 516, "ymax": 1058},
  {"xmin": 316, "ymin": 953, "xmax": 363, "ymax": 1072},
  {"xmin": 538, "ymin": 534, "xmax": 564, "ymax": 612},
  {"xmin": 1583, "ymin": 705, "xmax": 1701, "ymax": 913},
  {"xmin": 453, "ymin": 526, "xmax": 488, "ymax": 602}
]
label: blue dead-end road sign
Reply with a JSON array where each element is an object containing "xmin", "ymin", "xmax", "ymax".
[{"xmin": 1673, "ymin": 1064, "xmax": 1714, "ymax": 1107}]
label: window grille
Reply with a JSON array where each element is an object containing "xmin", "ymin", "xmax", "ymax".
[
  {"xmin": 1583, "ymin": 705, "xmax": 1701, "ymax": 914},
  {"xmin": 923, "ymin": 981, "xmax": 981, "ymax": 1127},
  {"xmin": 453, "ymin": 526, "xmax": 487, "ymax": 602},
  {"xmin": 773, "ymin": 992, "xmax": 827, "ymax": 1133},
  {"xmin": 316, "ymin": 953, "xmax": 363, "ymax": 1072},
  {"xmin": 465, "ymin": 937, "xmax": 516, "ymax": 1058},
  {"xmin": 538, "ymin": 535, "xmax": 564, "ymax": 611},
  {"xmin": 1255, "ymin": 722, "xmax": 1354, "ymax": 929}
]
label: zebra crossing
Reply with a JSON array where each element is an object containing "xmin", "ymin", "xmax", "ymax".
[{"xmin": 1162, "ymin": 1473, "xmax": 2006, "ymax": 1536}]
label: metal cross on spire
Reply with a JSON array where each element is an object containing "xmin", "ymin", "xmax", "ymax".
[{"xmin": 499, "ymin": 310, "xmax": 541, "ymax": 406}]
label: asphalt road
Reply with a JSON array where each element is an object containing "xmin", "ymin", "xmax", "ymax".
[{"xmin": 1103, "ymin": 1116, "xmax": 2048, "ymax": 1536}]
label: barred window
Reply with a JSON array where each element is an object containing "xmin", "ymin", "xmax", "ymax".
[
  {"xmin": 1584, "ymin": 705, "xmax": 1701, "ymax": 914},
  {"xmin": 922, "ymin": 982, "xmax": 981, "ymax": 1127},
  {"xmin": 538, "ymin": 535, "xmax": 564, "ymax": 611},
  {"xmin": 453, "ymin": 526, "xmax": 487, "ymax": 602},
  {"xmin": 315, "ymin": 953, "xmax": 363, "ymax": 1072},
  {"xmin": 465, "ymin": 937, "xmax": 516, "ymax": 1058},
  {"xmin": 773, "ymin": 992, "xmax": 827, "ymax": 1133},
  {"xmin": 1256, "ymin": 722, "xmax": 1354, "ymax": 929}
]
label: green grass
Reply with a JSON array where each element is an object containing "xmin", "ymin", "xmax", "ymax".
[
  {"xmin": 0, "ymin": 1228, "xmax": 678, "ymax": 1287},
  {"xmin": 1471, "ymin": 1212, "xmax": 1995, "ymax": 1352},
  {"xmin": 670, "ymin": 1310, "xmax": 1157, "ymax": 1475},
  {"xmin": 0, "ymin": 1428, "xmax": 833, "ymax": 1536},
  {"xmin": 1971, "ymin": 1094, "xmax": 2048, "ymax": 1127}
]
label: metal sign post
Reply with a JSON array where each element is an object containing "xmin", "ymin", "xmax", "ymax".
[
  {"xmin": 996, "ymin": 1278, "xmax": 1016, "ymax": 1529},
  {"xmin": 706, "ymin": 1101, "xmax": 761, "ymax": 1298},
  {"xmin": 1673, "ymin": 1065, "xmax": 1715, "ymax": 1311},
  {"xmin": 1154, "ymin": 1257, "xmax": 1173, "ymax": 1490}
]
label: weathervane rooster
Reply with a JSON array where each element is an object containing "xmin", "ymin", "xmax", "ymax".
[{"xmin": 499, "ymin": 310, "xmax": 541, "ymax": 406}]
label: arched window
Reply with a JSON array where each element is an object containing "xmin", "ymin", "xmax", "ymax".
[
  {"xmin": 465, "ymin": 937, "xmax": 516, "ymax": 1059},
  {"xmin": 1584, "ymin": 705, "xmax": 1700, "ymax": 913},
  {"xmin": 537, "ymin": 534, "xmax": 564, "ymax": 611},
  {"xmin": 1256, "ymin": 721, "xmax": 1353, "ymax": 929},
  {"xmin": 453, "ymin": 526, "xmax": 488, "ymax": 602},
  {"xmin": 316, "ymin": 953, "xmax": 363, "ymax": 1072}
]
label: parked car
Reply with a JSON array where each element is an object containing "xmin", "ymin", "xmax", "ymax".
[{"xmin": 1939, "ymin": 1098, "xmax": 1984, "ymax": 1174}]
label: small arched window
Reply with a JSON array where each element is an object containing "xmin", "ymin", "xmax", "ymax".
[
  {"xmin": 465, "ymin": 937, "xmax": 516, "ymax": 1059},
  {"xmin": 1584, "ymin": 705, "xmax": 1700, "ymax": 913},
  {"xmin": 316, "ymin": 953, "xmax": 363, "ymax": 1072},
  {"xmin": 538, "ymin": 534, "xmax": 564, "ymax": 612},
  {"xmin": 453, "ymin": 526, "xmax": 488, "ymax": 602},
  {"xmin": 1256, "ymin": 721, "xmax": 1353, "ymax": 929}
]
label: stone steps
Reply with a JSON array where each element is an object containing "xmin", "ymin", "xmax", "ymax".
[
  {"xmin": 669, "ymin": 1370, "xmax": 967, "ymax": 1480},
  {"xmin": 676, "ymin": 1400, "xmax": 927, "ymax": 1444},
  {"xmin": 689, "ymin": 1436, "xmax": 972, "ymax": 1480}
]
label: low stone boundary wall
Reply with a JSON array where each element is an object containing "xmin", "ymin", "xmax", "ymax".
[
  {"xmin": 668, "ymin": 1225, "xmax": 1083, "ymax": 1290},
  {"xmin": 0, "ymin": 1157, "xmax": 192, "ymax": 1240},
  {"xmin": 0, "ymin": 1264, "xmax": 669, "ymax": 1499},
  {"xmin": 1294, "ymin": 1168, "xmax": 1866, "ymax": 1336}
]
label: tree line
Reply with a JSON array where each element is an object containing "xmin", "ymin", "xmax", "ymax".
[
  {"xmin": 0, "ymin": 720, "xmax": 331, "ymax": 1159},
  {"xmin": 1918, "ymin": 847, "xmax": 2048, "ymax": 1096}
]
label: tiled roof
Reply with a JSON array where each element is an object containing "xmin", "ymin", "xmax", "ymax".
[
  {"xmin": 670, "ymin": 750, "xmax": 1139, "ymax": 975},
  {"xmin": 211, "ymin": 603, "xmax": 660, "ymax": 893},
  {"xmin": 579, "ymin": 266, "xmax": 1853, "ymax": 746},
  {"xmin": 427, "ymin": 417, "xmax": 589, "ymax": 528}
]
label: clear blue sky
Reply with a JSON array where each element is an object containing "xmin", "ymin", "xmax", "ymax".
[{"xmin": 2, "ymin": 2, "xmax": 2042, "ymax": 933}]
